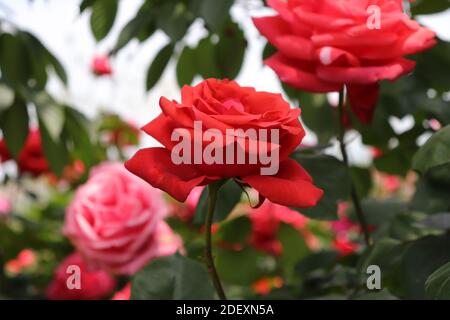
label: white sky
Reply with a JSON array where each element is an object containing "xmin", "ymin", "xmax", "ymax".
[{"xmin": 1, "ymin": 0, "xmax": 449, "ymax": 166}]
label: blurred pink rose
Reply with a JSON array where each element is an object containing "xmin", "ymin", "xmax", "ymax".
[
  {"xmin": 63, "ymin": 162, "xmax": 181, "ymax": 275},
  {"xmin": 47, "ymin": 252, "xmax": 116, "ymax": 300}
]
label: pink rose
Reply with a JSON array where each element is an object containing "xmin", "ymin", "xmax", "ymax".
[
  {"xmin": 47, "ymin": 253, "xmax": 116, "ymax": 300},
  {"xmin": 63, "ymin": 162, "xmax": 181, "ymax": 275}
]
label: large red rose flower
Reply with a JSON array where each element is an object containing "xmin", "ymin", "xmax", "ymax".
[
  {"xmin": 125, "ymin": 79, "xmax": 323, "ymax": 209},
  {"xmin": 253, "ymin": 0, "xmax": 436, "ymax": 123}
]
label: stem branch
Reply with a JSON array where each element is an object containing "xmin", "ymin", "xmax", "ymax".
[
  {"xmin": 337, "ymin": 89, "xmax": 372, "ymax": 247},
  {"xmin": 205, "ymin": 184, "xmax": 227, "ymax": 300}
]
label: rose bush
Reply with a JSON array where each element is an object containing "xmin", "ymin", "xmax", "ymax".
[
  {"xmin": 253, "ymin": 0, "xmax": 436, "ymax": 122},
  {"xmin": 63, "ymin": 162, "xmax": 181, "ymax": 274}
]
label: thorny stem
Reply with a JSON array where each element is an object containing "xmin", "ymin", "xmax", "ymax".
[
  {"xmin": 205, "ymin": 183, "xmax": 227, "ymax": 300},
  {"xmin": 337, "ymin": 89, "xmax": 372, "ymax": 247}
]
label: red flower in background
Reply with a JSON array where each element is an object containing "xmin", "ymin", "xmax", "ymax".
[
  {"xmin": 253, "ymin": 0, "xmax": 436, "ymax": 123},
  {"xmin": 47, "ymin": 253, "xmax": 116, "ymax": 300},
  {"xmin": 63, "ymin": 162, "xmax": 181, "ymax": 275},
  {"xmin": 126, "ymin": 79, "xmax": 323, "ymax": 209},
  {"xmin": 249, "ymin": 201, "xmax": 317, "ymax": 255},
  {"xmin": 0, "ymin": 129, "xmax": 49, "ymax": 176},
  {"xmin": 252, "ymin": 276, "xmax": 283, "ymax": 295},
  {"xmin": 5, "ymin": 249, "xmax": 37, "ymax": 274},
  {"xmin": 91, "ymin": 55, "xmax": 112, "ymax": 76}
]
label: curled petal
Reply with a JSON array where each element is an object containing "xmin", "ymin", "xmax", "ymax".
[{"xmin": 242, "ymin": 158, "xmax": 323, "ymax": 208}]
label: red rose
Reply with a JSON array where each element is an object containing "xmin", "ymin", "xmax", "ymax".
[
  {"xmin": 91, "ymin": 55, "xmax": 112, "ymax": 76},
  {"xmin": 125, "ymin": 79, "xmax": 323, "ymax": 209},
  {"xmin": 0, "ymin": 129, "xmax": 49, "ymax": 176},
  {"xmin": 249, "ymin": 200, "xmax": 312, "ymax": 255},
  {"xmin": 253, "ymin": 0, "xmax": 436, "ymax": 123},
  {"xmin": 47, "ymin": 253, "xmax": 116, "ymax": 300}
]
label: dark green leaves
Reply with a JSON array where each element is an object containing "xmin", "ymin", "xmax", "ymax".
[
  {"xmin": 411, "ymin": 0, "xmax": 450, "ymax": 16},
  {"xmin": 192, "ymin": 0, "xmax": 234, "ymax": 33},
  {"xmin": 292, "ymin": 153, "xmax": 351, "ymax": 220},
  {"xmin": 425, "ymin": 261, "xmax": 450, "ymax": 299},
  {"xmin": 131, "ymin": 255, "xmax": 214, "ymax": 300},
  {"xmin": 193, "ymin": 180, "xmax": 242, "ymax": 225},
  {"xmin": 176, "ymin": 46, "xmax": 196, "ymax": 87},
  {"xmin": 400, "ymin": 235, "xmax": 450, "ymax": 299},
  {"xmin": 89, "ymin": 0, "xmax": 118, "ymax": 41},
  {"xmin": 413, "ymin": 125, "xmax": 450, "ymax": 174},
  {"xmin": 0, "ymin": 33, "xmax": 32, "ymax": 88},
  {"xmin": 146, "ymin": 44, "xmax": 174, "ymax": 91},
  {"xmin": 0, "ymin": 96, "xmax": 29, "ymax": 158}
]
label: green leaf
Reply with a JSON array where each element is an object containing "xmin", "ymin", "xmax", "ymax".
[
  {"xmin": 216, "ymin": 216, "xmax": 251, "ymax": 244},
  {"xmin": 359, "ymin": 238, "xmax": 406, "ymax": 295},
  {"xmin": 131, "ymin": 255, "xmax": 214, "ymax": 300},
  {"xmin": 400, "ymin": 234, "xmax": 450, "ymax": 299},
  {"xmin": 413, "ymin": 125, "xmax": 450, "ymax": 174},
  {"xmin": 425, "ymin": 261, "xmax": 450, "ymax": 300},
  {"xmin": 216, "ymin": 20, "xmax": 246, "ymax": 79},
  {"xmin": 194, "ymin": 37, "xmax": 221, "ymax": 79},
  {"xmin": 411, "ymin": 176, "xmax": 450, "ymax": 214},
  {"xmin": 19, "ymin": 31, "xmax": 68, "ymax": 86},
  {"xmin": 156, "ymin": 2, "xmax": 192, "ymax": 42},
  {"xmin": 292, "ymin": 153, "xmax": 351, "ymax": 220},
  {"xmin": 298, "ymin": 92, "xmax": 337, "ymax": 144},
  {"xmin": 176, "ymin": 46, "xmax": 196, "ymax": 87},
  {"xmin": 295, "ymin": 251, "xmax": 338, "ymax": 277},
  {"xmin": 351, "ymin": 198, "xmax": 407, "ymax": 227},
  {"xmin": 0, "ymin": 33, "xmax": 32, "ymax": 88},
  {"xmin": 111, "ymin": 4, "xmax": 155, "ymax": 54},
  {"xmin": 413, "ymin": 39, "xmax": 450, "ymax": 93},
  {"xmin": 90, "ymin": 0, "xmax": 118, "ymax": 41},
  {"xmin": 34, "ymin": 94, "xmax": 68, "ymax": 176},
  {"xmin": 197, "ymin": 0, "xmax": 234, "ymax": 33},
  {"xmin": 278, "ymin": 223, "xmax": 310, "ymax": 274},
  {"xmin": 193, "ymin": 180, "xmax": 242, "ymax": 225},
  {"xmin": 146, "ymin": 44, "xmax": 174, "ymax": 91},
  {"xmin": 64, "ymin": 107, "xmax": 98, "ymax": 168},
  {"xmin": 80, "ymin": 0, "xmax": 96, "ymax": 13},
  {"xmin": 411, "ymin": 0, "xmax": 450, "ymax": 16},
  {"xmin": 216, "ymin": 246, "xmax": 262, "ymax": 285},
  {"xmin": 0, "ymin": 96, "xmax": 29, "ymax": 158}
]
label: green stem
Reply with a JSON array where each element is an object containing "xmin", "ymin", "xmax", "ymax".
[
  {"xmin": 205, "ymin": 184, "xmax": 227, "ymax": 300},
  {"xmin": 337, "ymin": 89, "xmax": 372, "ymax": 247}
]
